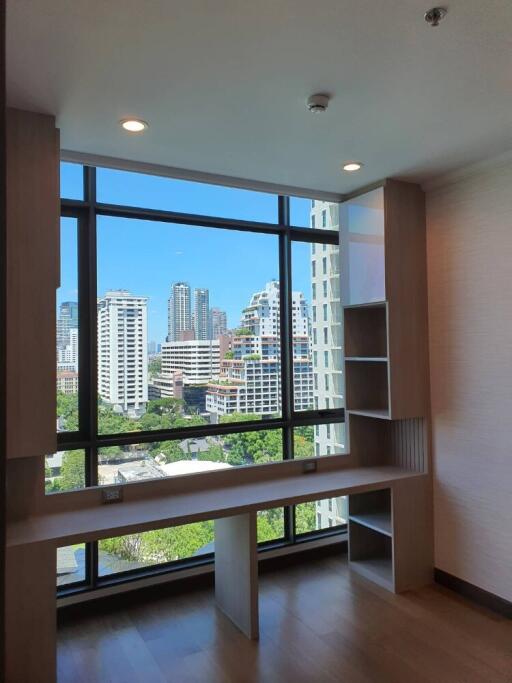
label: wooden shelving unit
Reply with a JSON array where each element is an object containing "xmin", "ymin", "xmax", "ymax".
[
  {"xmin": 349, "ymin": 489, "xmax": 393, "ymax": 589},
  {"xmin": 341, "ymin": 180, "xmax": 433, "ymax": 593}
]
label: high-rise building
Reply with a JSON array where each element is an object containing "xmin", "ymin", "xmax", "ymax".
[
  {"xmin": 310, "ymin": 201, "xmax": 346, "ymax": 528},
  {"xmin": 240, "ymin": 280, "xmax": 308, "ymax": 338},
  {"xmin": 57, "ymin": 327, "xmax": 79, "ymax": 372},
  {"xmin": 210, "ymin": 307, "xmax": 227, "ymax": 339},
  {"xmin": 167, "ymin": 282, "xmax": 191, "ymax": 341},
  {"xmin": 97, "ymin": 290, "xmax": 148, "ymax": 417},
  {"xmin": 206, "ymin": 282, "xmax": 312, "ymax": 417},
  {"xmin": 194, "ymin": 288, "xmax": 210, "ymax": 340},
  {"xmin": 57, "ymin": 301, "xmax": 79, "ymax": 349}
]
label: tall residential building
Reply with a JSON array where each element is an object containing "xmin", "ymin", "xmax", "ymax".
[
  {"xmin": 210, "ymin": 307, "xmax": 227, "ymax": 339},
  {"xmin": 97, "ymin": 290, "xmax": 148, "ymax": 417},
  {"xmin": 206, "ymin": 282, "xmax": 313, "ymax": 417},
  {"xmin": 310, "ymin": 201, "xmax": 346, "ymax": 528},
  {"xmin": 57, "ymin": 327, "xmax": 79, "ymax": 372},
  {"xmin": 193, "ymin": 288, "xmax": 210, "ymax": 340},
  {"xmin": 57, "ymin": 301, "xmax": 79, "ymax": 349},
  {"xmin": 167, "ymin": 282, "xmax": 191, "ymax": 341},
  {"xmin": 240, "ymin": 280, "xmax": 308, "ymax": 338}
]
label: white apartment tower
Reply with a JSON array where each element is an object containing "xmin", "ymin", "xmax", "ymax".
[
  {"xmin": 206, "ymin": 281, "xmax": 313, "ymax": 416},
  {"xmin": 97, "ymin": 290, "xmax": 148, "ymax": 417},
  {"xmin": 240, "ymin": 280, "xmax": 308, "ymax": 338},
  {"xmin": 193, "ymin": 288, "xmax": 210, "ymax": 341},
  {"xmin": 310, "ymin": 201, "xmax": 346, "ymax": 528},
  {"xmin": 167, "ymin": 282, "xmax": 192, "ymax": 341},
  {"xmin": 57, "ymin": 327, "xmax": 79, "ymax": 372}
]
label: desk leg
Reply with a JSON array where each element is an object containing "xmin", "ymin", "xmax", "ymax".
[
  {"xmin": 214, "ymin": 512, "xmax": 259, "ymax": 639},
  {"xmin": 6, "ymin": 542, "xmax": 56, "ymax": 682}
]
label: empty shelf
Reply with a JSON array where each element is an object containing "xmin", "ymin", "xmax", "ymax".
[
  {"xmin": 349, "ymin": 512, "xmax": 392, "ymax": 536},
  {"xmin": 348, "ymin": 409, "xmax": 391, "ymax": 420}
]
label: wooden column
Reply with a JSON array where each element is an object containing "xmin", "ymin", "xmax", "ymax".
[
  {"xmin": 6, "ymin": 542, "xmax": 56, "ymax": 682},
  {"xmin": 5, "ymin": 108, "xmax": 60, "ymax": 681},
  {"xmin": 214, "ymin": 512, "xmax": 259, "ymax": 639},
  {"xmin": 6, "ymin": 108, "xmax": 59, "ymax": 460}
]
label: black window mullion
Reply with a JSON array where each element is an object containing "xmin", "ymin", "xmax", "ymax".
[
  {"xmin": 84, "ymin": 166, "xmax": 99, "ymax": 588},
  {"xmin": 84, "ymin": 166, "xmax": 98, "ymax": 485},
  {"xmin": 279, "ymin": 196, "xmax": 296, "ymax": 546}
]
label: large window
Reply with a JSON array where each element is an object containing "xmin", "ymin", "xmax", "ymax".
[{"xmin": 55, "ymin": 163, "xmax": 345, "ymax": 592}]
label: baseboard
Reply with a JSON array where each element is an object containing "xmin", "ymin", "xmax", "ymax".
[{"xmin": 434, "ymin": 568, "xmax": 512, "ymax": 619}]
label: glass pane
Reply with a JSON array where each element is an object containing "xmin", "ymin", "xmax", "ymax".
[
  {"xmin": 45, "ymin": 449, "xmax": 86, "ymax": 493},
  {"xmin": 97, "ymin": 167, "xmax": 278, "ymax": 223},
  {"xmin": 98, "ymin": 521, "xmax": 214, "ymax": 576},
  {"xmin": 57, "ymin": 544, "xmax": 86, "ymax": 586},
  {"xmin": 57, "ymin": 218, "xmax": 79, "ymax": 432},
  {"xmin": 98, "ymin": 429, "xmax": 282, "ymax": 486},
  {"xmin": 96, "ymin": 217, "xmax": 280, "ymax": 433},
  {"xmin": 257, "ymin": 508, "xmax": 284, "ymax": 543},
  {"xmin": 295, "ymin": 496, "xmax": 348, "ymax": 535},
  {"xmin": 292, "ymin": 238, "xmax": 343, "ymax": 411},
  {"xmin": 60, "ymin": 162, "xmax": 83, "ymax": 200},
  {"xmin": 340, "ymin": 187, "xmax": 385, "ymax": 305},
  {"xmin": 290, "ymin": 197, "xmax": 340, "ymax": 229},
  {"xmin": 293, "ymin": 423, "xmax": 346, "ymax": 458}
]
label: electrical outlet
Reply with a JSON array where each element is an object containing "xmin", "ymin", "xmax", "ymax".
[
  {"xmin": 302, "ymin": 461, "xmax": 317, "ymax": 474},
  {"xmin": 102, "ymin": 486, "xmax": 123, "ymax": 504}
]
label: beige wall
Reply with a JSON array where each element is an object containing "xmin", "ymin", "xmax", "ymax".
[{"xmin": 426, "ymin": 156, "xmax": 512, "ymax": 602}]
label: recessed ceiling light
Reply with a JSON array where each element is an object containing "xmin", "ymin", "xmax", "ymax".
[
  {"xmin": 342, "ymin": 162, "xmax": 363, "ymax": 172},
  {"xmin": 120, "ymin": 118, "xmax": 148, "ymax": 133}
]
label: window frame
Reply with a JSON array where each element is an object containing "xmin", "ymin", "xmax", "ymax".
[{"xmin": 57, "ymin": 164, "xmax": 346, "ymax": 594}]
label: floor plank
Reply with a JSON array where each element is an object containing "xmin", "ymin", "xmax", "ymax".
[{"xmin": 57, "ymin": 555, "xmax": 512, "ymax": 683}]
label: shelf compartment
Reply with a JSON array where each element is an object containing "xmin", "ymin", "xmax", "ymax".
[
  {"xmin": 349, "ymin": 489, "xmax": 391, "ymax": 536},
  {"xmin": 349, "ymin": 521, "xmax": 393, "ymax": 591},
  {"xmin": 344, "ymin": 304, "xmax": 387, "ymax": 358},
  {"xmin": 349, "ymin": 513, "xmax": 391, "ymax": 537},
  {"xmin": 345, "ymin": 360, "xmax": 389, "ymax": 415}
]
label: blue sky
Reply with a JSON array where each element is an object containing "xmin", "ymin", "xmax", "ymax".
[{"xmin": 59, "ymin": 163, "xmax": 314, "ymax": 344}]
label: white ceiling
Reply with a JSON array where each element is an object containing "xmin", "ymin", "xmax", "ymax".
[{"xmin": 7, "ymin": 0, "xmax": 512, "ymax": 195}]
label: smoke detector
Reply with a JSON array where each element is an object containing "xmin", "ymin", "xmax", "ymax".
[
  {"xmin": 307, "ymin": 94, "xmax": 330, "ymax": 113},
  {"xmin": 424, "ymin": 7, "xmax": 447, "ymax": 26}
]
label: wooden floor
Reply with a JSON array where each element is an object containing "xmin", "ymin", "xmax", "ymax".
[{"xmin": 57, "ymin": 554, "xmax": 512, "ymax": 683}]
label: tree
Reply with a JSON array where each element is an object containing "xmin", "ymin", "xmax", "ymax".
[
  {"xmin": 148, "ymin": 439, "xmax": 188, "ymax": 464},
  {"xmin": 99, "ymin": 521, "xmax": 215, "ymax": 564},
  {"xmin": 295, "ymin": 502, "xmax": 317, "ymax": 534},
  {"xmin": 148, "ymin": 356, "xmax": 162, "ymax": 378},
  {"xmin": 59, "ymin": 450, "xmax": 85, "ymax": 490},
  {"xmin": 57, "ymin": 392, "xmax": 79, "ymax": 431},
  {"xmin": 146, "ymin": 397, "xmax": 185, "ymax": 418},
  {"xmin": 198, "ymin": 444, "xmax": 226, "ymax": 463},
  {"xmin": 234, "ymin": 327, "xmax": 252, "ymax": 336},
  {"xmin": 223, "ymin": 351, "xmax": 234, "ymax": 359}
]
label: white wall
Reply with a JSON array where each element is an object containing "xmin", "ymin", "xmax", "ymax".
[{"xmin": 426, "ymin": 155, "xmax": 512, "ymax": 602}]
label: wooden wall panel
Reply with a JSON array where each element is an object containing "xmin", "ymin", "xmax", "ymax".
[
  {"xmin": 426, "ymin": 158, "xmax": 512, "ymax": 603},
  {"xmin": 389, "ymin": 418, "xmax": 427, "ymax": 472},
  {"xmin": 6, "ymin": 108, "xmax": 59, "ymax": 459}
]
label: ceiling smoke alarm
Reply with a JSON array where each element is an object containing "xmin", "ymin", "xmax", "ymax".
[
  {"xmin": 424, "ymin": 7, "xmax": 447, "ymax": 27},
  {"xmin": 307, "ymin": 94, "xmax": 330, "ymax": 113}
]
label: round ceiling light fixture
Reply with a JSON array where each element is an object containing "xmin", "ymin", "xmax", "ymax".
[
  {"xmin": 342, "ymin": 161, "xmax": 363, "ymax": 172},
  {"xmin": 307, "ymin": 93, "xmax": 330, "ymax": 113},
  {"xmin": 120, "ymin": 118, "xmax": 148, "ymax": 133}
]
